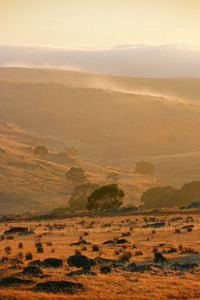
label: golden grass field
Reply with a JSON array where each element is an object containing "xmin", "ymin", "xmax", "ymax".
[{"xmin": 0, "ymin": 210, "xmax": 200, "ymax": 299}]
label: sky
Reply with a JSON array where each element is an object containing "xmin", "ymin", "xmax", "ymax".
[{"xmin": 0, "ymin": 0, "xmax": 200, "ymax": 49}]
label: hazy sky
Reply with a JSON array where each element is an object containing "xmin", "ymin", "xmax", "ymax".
[{"xmin": 0, "ymin": 0, "xmax": 200, "ymax": 48}]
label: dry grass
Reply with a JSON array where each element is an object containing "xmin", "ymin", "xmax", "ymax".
[{"xmin": 0, "ymin": 211, "xmax": 199, "ymax": 299}]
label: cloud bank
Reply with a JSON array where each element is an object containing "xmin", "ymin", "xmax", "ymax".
[{"xmin": 1, "ymin": 43, "xmax": 200, "ymax": 77}]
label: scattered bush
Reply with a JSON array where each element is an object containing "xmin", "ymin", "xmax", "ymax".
[
  {"xmin": 18, "ymin": 242, "xmax": 23, "ymax": 249},
  {"xmin": 25, "ymin": 252, "xmax": 33, "ymax": 260}
]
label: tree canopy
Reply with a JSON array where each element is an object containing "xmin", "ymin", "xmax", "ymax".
[
  {"xmin": 87, "ymin": 184, "xmax": 124, "ymax": 210},
  {"xmin": 141, "ymin": 181, "xmax": 200, "ymax": 209},
  {"xmin": 69, "ymin": 182, "xmax": 99, "ymax": 210},
  {"xmin": 65, "ymin": 167, "xmax": 87, "ymax": 183},
  {"xmin": 34, "ymin": 145, "xmax": 48, "ymax": 157}
]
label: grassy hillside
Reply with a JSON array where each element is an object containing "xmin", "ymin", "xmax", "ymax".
[
  {"xmin": 1, "ymin": 67, "xmax": 200, "ymax": 102},
  {"xmin": 0, "ymin": 121, "xmax": 156, "ymax": 213},
  {"xmin": 1, "ymin": 68, "xmax": 200, "ymax": 213},
  {"xmin": 1, "ymin": 78, "xmax": 200, "ymax": 162}
]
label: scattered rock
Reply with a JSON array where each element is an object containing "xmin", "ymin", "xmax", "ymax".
[
  {"xmin": 22, "ymin": 266, "xmax": 43, "ymax": 276},
  {"xmin": 100, "ymin": 266, "xmax": 111, "ymax": 273},
  {"xmin": 170, "ymin": 263, "xmax": 198, "ymax": 271},
  {"xmin": 4, "ymin": 227, "xmax": 28, "ymax": 235},
  {"xmin": 67, "ymin": 255, "xmax": 96, "ymax": 269},
  {"xmin": 0, "ymin": 277, "xmax": 33, "ymax": 287},
  {"xmin": 94, "ymin": 257, "xmax": 118, "ymax": 265},
  {"xmin": 141, "ymin": 224, "xmax": 150, "ymax": 228},
  {"xmin": 116, "ymin": 239, "xmax": 129, "ymax": 244},
  {"xmin": 150, "ymin": 222, "xmax": 166, "ymax": 228},
  {"xmin": 42, "ymin": 258, "xmax": 63, "ymax": 268},
  {"xmin": 70, "ymin": 240, "xmax": 91, "ymax": 246},
  {"xmin": 28, "ymin": 260, "xmax": 42, "ymax": 267},
  {"xmin": 66, "ymin": 270, "xmax": 97, "ymax": 277},
  {"xmin": 102, "ymin": 240, "xmax": 115, "ymax": 245},
  {"xmin": 33, "ymin": 280, "xmax": 84, "ymax": 294},
  {"xmin": 182, "ymin": 225, "xmax": 194, "ymax": 229}
]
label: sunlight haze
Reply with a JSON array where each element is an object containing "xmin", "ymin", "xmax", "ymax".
[{"xmin": 0, "ymin": 0, "xmax": 200, "ymax": 48}]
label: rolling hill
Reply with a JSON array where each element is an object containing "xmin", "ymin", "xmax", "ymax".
[{"xmin": 1, "ymin": 67, "xmax": 200, "ymax": 213}]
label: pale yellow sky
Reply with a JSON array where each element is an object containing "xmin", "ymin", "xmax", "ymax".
[{"xmin": 0, "ymin": 0, "xmax": 200, "ymax": 48}]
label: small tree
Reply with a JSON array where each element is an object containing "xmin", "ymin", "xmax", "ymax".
[
  {"xmin": 65, "ymin": 167, "xmax": 87, "ymax": 183},
  {"xmin": 34, "ymin": 145, "xmax": 48, "ymax": 157},
  {"xmin": 87, "ymin": 184, "xmax": 124, "ymax": 210},
  {"xmin": 135, "ymin": 161, "xmax": 155, "ymax": 176},
  {"xmin": 69, "ymin": 182, "xmax": 99, "ymax": 210}
]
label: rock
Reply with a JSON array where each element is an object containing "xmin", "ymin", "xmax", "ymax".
[
  {"xmin": 150, "ymin": 222, "xmax": 166, "ymax": 228},
  {"xmin": 33, "ymin": 280, "xmax": 84, "ymax": 294},
  {"xmin": 153, "ymin": 252, "xmax": 167, "ymax": 263},
  {"xmin": 100, "ymin": 266, "xmax": 111, "ymax": 274},
  {"xmin": 4, "ymin": 227, "xmax": 28, "ymax": 235},
  {"xmin": 188, "ymin": 201, "xmax": 200, "ymax": 209},
  {"xmin": 67, "ymin": 255, "xmax": 95, "ymax": 269},
  {"xmin": 0, "ymin": 257, "xmax": 23, "ymax": 265},
  {"xmin": 22, "ymin": 266, "xmax": 43, "ymax": 276},
  {"xmin": 70, "ymin": 240, "xmax": 91, "ymax": 246},
  {"xmin": 141, "ymin": 224, "xmax": 150, "ymax": 228},
  {"xmin": 0, "ymin": 277, "xmax": 33, "ymax": 286},
  {"xmin": 102, "ymin": 240, "xmax": 115, "ymax": 245},
  {"xmin": 8, "ymin": 265, "xmax": 22, "ymax": 270},
  {"xmin": 182, "ymin": 225, "xmax": 194, "ymax": 229},
  {"xmin": 42, "ymin": 258, "xmax": 63, "ymax": 268},
  {"xmin": 19, "ymin": 231, "xmax": 35, "ymax": 236},
  {"xmin": 94, "ymin": 257, "xmax": 118, "ymax": 265},
  {"xmin": 116, "ymin": 239, "xmax": 129, "ymax": 244},
  {"xmin": 170, "ymin": 263, "xmax": 198, "ymax": 270},
  {"xmin": 66, "ymin": 270, "xmax": 97, "ymax": 277},
  {"xmin": 28, "ymin": 260, "xmax": 42, "ymax": 267}
]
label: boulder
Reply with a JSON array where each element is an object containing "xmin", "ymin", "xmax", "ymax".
[
  {"xmin": 100, "ymin": 266, "xmax": 111, "ymax": 274},
  {"xmin": 116, "ymin": 239, "xmax": 129, "ymax": 244},
  {"xmin": 67, "ymin": 254, "xmax": 95, "ymax": 269},
  {"xmin": 102, "ymin": 240, "xmax": 115, "ymax": 245},
  {"xmin": 182, "ymin": 225, "xmax": 194, "ymax": 229},
  {"xmin": 22, "ymin": 266, "xmax": 43, "ymax": 276},
  {"xmin": 28, "ymin": 260, "xmax": 42, "ymax": 267},
  {"xmin": 4, "ymin": 227, "xmax": 28, "ymax": 235},
  {"xmin": 150, "ymin": 222, "xmax": 166, "ymax": 228},
  {"xmin": 33, "ymin": 280, "xmax": 84, "ymax": 294},
  {"xmin": 0, "ymin": 277, "xmax": 33, "ymax": 286},
  {"xmin": 42, "ymin": 258, "xmax": 63, "ymax": 268}
]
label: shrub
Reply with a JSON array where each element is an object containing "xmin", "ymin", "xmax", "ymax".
[
  {"xmin": 92, "ymin": 245, "xmax": 100, "ymax": 252},
  {"xmin": 4, "ymin": 246, "xmax": 11, "ymax": 254},
  {"xmin": 120, "ymin": 251, "xmax": 132, "ymax": 262},
  {"xmin": 18, "ymin": 242, "xmax": 23, "ymax": 249},
  {"xmin": 25, "ymin": 252, "xmax": 33, "ymax": 260}
]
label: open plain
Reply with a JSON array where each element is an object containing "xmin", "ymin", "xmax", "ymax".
[{"xmin": 0, "ymin": 210, "xmax": 199, "ymax": 299}]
